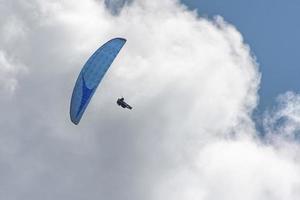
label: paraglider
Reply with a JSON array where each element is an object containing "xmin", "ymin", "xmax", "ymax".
[
  {"xmin": 117, "ymin": 97, "xmax": 132, "ymax": 110},
  {"xmin": 70, "ymin": 38, "xmax": 127, "ymax": 125}
]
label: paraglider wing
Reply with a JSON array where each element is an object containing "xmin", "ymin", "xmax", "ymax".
[{"xmin": 70, "ymin": 38, "xmax": 126, "ymax": 125}]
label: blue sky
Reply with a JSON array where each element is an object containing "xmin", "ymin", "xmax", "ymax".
[{"xmin": 181, "ymin": 0, "xmax": 300, "ymax": 113}]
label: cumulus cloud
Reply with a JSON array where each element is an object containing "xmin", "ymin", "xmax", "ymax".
[
  {"xmin": 0, "ymin": 0, "xmax": 299, "ymax": 199},
  {"xmin": 155, "ymin": 139, "xmax": 300, "ymax": 200}
]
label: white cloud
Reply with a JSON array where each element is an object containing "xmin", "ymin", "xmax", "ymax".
[
  {"xmin": 154, "ymin": 138, "xmax": 300, "ymax": 200},
  {"xmin": 0, "ymin": 0, "xmax": 299, "ymax": 199},
  {"xmin": 0, "ymin": 50, "xmax": 26, "ymax": 94}
]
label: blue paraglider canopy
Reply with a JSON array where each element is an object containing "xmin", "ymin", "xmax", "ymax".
[{"xmin": 70, "ymin": 38, "xmax": 126, "ymax": 125}]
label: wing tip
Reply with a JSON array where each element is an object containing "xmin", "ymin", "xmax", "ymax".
[
  {"xmin": 71, "ymin": 119, "xmax": 79, "ymax": 125},
  {"xmin": 112, "ymin": 37, "xmax": 127, "ymax": 43}
]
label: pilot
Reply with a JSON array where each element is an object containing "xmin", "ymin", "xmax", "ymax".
[{"xmin": 117, "ymin": 97, "xmax": 132, "ymax": 110}]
